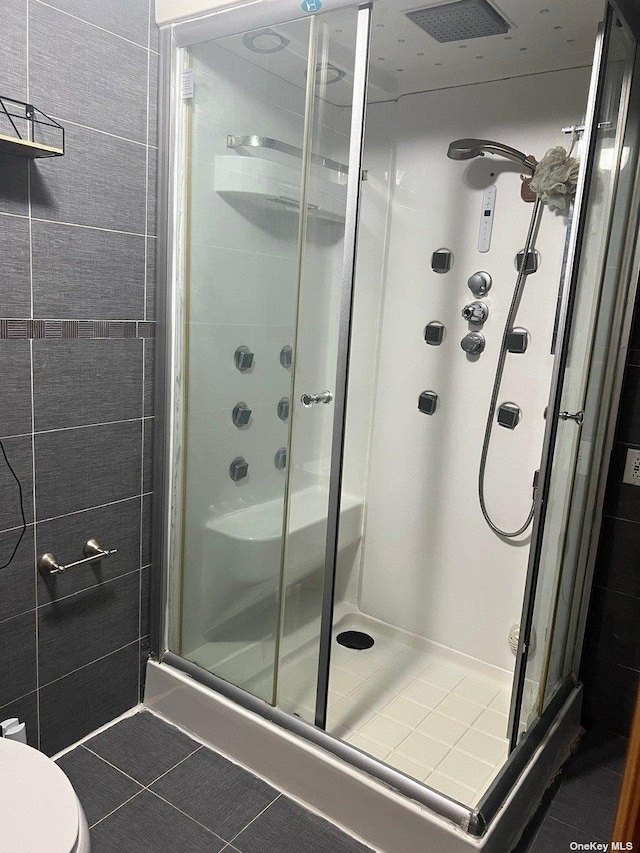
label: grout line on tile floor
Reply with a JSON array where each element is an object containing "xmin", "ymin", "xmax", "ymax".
[
  {"xmin": 542, "ymin": 812, "xmax": 608, "ymax": 841},
  {"xmin": 228, "ymin": 793, "xmax": 283, "ymax": 844},
  {"xmin": 144, "ymin": 744, "xmax": 204, "ymax": 787},
  {"xmin": 52, "ymin": 705, "xmax": 142, "ymax": 760},
  {"xmin": 89, "ymin": 789, "xmax": 145, "ymax": 830},
  {"xmin": 81, "ymin": 744, "xmax": 148, "ymax": 787},
  {"xmin": 147, "ymin": 788, "xmax": 228, "ymax": 845},
  {"xmin": 81, "ymin": 741, "xmax": 204, "ymax": 790},
  {"xmin": 144, "ymin": 708, "xmax": 290, "ymax": 798}
]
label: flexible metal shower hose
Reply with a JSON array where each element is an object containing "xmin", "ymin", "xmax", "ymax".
[{"xmin": 478, "ymin": 196, "xmax": 544, "ymax": 538}]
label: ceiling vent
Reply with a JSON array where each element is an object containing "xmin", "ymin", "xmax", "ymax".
[{"xmin": 407, "ymin": 0, "xmax": 509, "ymax": 43}]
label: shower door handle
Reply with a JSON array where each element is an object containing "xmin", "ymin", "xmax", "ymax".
[
  {"xmin": 558, "ymin": 410, "xmax": 584, "ymax": 425},
  {"xmin": 301, "ymin": 391, "xmax": 333, "ymax": 407}
]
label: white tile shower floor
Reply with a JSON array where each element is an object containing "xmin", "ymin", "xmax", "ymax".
[{"xmin": 287, "ymin": 611, "xmax": 512, "ymax": 808}]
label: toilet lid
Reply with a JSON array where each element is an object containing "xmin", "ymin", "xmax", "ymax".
[{"xmin": 0, "ymin": 738, "xmax": 79, "ymax": 853}]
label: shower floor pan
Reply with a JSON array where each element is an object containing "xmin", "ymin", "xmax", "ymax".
[{"xmin": 281, "ymin": 610, "xmax": 512, "ymax": 808}]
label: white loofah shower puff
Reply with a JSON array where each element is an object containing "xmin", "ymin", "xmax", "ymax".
[{"xmin": 529, "ymin": 142, "xmax": 580, "ymax": 213}]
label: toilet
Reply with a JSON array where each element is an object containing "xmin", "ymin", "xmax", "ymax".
[{"xmin": 0, "ymin": 737, "xmax": 91, "ymax": 852}]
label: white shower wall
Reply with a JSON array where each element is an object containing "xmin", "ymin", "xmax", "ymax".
[{"xmin": 346, "ymin": 66, "xmax": 592, "ymax": 671}]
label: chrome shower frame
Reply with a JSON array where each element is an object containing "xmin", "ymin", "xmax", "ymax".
[{"xmin": 150, "ymin": 0, "xmax": 640, "ymax": 845}]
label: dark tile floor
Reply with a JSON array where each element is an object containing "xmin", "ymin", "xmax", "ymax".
[
  {"xmin": 56, "ymin": 711, "xmax": 374, "ymax": 853},
  {"xmin": 514, "ymin": 727, "xmax": 627, "ymax": 853}
]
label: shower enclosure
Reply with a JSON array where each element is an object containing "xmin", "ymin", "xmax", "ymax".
[{"xmin": 150, "ymin": 0, "xmax": 640, "ymax": 846}]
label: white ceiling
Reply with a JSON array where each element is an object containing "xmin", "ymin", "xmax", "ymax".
[
  {"xmin": 212, "ymin": 0, "xmax": 607, "ymax": 106},
  {"xmin": 366, "ymin": 0, "xmax": 606, "ymax": 102}
]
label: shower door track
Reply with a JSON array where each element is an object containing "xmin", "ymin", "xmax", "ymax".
[{"xmin": 159, "ymin": 647, "xmax": 579, "ymax": 837}]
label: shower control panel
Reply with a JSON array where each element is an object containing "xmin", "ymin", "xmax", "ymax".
[{"xmin": 478, "ymin": 185, "xmax": 496, "ymax": 253}]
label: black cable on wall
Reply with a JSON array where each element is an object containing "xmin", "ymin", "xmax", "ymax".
[{"xmin": 0, "ymin": 439, "xmax": 27, "ymax": 569}]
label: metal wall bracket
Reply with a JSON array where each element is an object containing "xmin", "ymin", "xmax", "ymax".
[{"xmin": 0, "ymin": 95, "xmax": 65, "ymax": 158}]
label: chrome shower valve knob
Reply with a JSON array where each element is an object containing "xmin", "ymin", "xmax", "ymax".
[
  {"xmin": 461, "ymin": 301, "xmax": 489, "ymax": 324},
  {"xmin": 461, "ymin": 332, "xmax": 485, "ymax": 354},
  {"xmin": 467, "ymin": 271, "xmax": 492, "ymax": 296}
]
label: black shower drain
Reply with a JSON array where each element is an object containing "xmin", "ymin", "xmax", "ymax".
[{"xmin": 336, "ymin": 630, "xmax": 374, "ymax": 650}]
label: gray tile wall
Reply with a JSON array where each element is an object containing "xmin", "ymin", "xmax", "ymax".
[
  {"xmin": 0, "ymin": 0, "xmax": 158, "ymax": 755},
  {"xmin": 581, "ymin": 306, "xmax": 640, "ymax": 739}
]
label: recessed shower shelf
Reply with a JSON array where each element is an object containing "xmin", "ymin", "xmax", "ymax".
[
  {"xmin": 0, "ymin": 96, "xmax": 64, "ymax": 159},
  {"xmin": 215, "ymin": 154, "xmax": 347, "ymax": 222}
]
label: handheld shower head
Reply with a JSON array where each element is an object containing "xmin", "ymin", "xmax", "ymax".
[{"xmin": 447, "ymin": 138, "xmax": 537, "ymax": 175}]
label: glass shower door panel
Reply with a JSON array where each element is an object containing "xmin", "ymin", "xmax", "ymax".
[
  {"xmin": 274, "ymin": 7, "xmax": 361, "ymax": 724},
  {"xmin": 174, "ymin": 19, "xmax": 314, "ymax": 703},
  {"xmin": 516, "ymin": 16, "xmax": 635, "ymax": 737},
  {"xmin": 539, "ymin": 22, "xmax": 637, "ymax": 710}
]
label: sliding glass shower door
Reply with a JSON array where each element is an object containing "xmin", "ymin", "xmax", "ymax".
[
  {"xmin": 167, "ymin": 6, "xmax": 366, "ymax": 711},
  {"xmin": 510, "ymin": 9, "xmax": 638, "ymax": 745},
  {"xmin": 273, "ymin": 8, "xmax": 363, "ymax": 724}
]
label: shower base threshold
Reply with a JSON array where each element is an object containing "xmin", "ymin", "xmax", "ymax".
[{"xmin": 145, "ymin": 657, "xmax": 582, "ymax": 853}]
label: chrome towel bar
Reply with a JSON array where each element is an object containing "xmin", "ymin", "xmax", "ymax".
[
  {"xmin": 38, "ymin": 538, "xmax": 118, "ymax": 575},
  {"xmin": 227, "ymin": 134, "xmax": 349, "ymax": 175}
]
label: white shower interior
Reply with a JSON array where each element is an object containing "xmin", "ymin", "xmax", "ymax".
[
  {"xmin": 275, "ymin": 0, "xmax": 599, "ymax": 804},
  {"xmin": 174, "ymin": 0, "xmax": 603, "ymax": 811}
]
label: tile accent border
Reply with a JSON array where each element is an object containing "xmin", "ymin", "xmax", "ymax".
[{"xmin": 0, "ymin": 319, "xmax": 155, "ymax": 339}]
